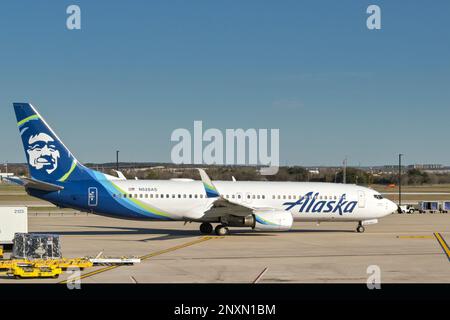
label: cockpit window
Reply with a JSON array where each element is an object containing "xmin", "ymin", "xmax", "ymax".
[{"xmin": 373, "ymin": 194, "xmax": 383, "ymax": 200}]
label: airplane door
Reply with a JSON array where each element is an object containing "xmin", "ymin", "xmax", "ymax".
[
  {"xmin": 358, "ymin": 190, "xmax": 365, "ymax": 208},
  {"xmin": 88, "ymin": 187, "xmax": 98, "ymax": 207}
]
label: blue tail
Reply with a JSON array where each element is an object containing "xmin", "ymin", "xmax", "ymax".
[{"xmin": 14, "ymin": 103, "xmax": 85, "ymax": 183}]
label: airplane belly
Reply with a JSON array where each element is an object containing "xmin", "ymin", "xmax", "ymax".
[{"xmin": 291, "ymin": 209, "xmax": 368, "ymax": 221}]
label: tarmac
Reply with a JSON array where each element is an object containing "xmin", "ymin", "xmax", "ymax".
[{"xmin": 0, "ymin": 213, "xmax": 449, "ymax": 283}]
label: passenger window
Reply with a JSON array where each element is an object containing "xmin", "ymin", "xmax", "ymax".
[
  {"xmin": 200, "ymin": 194, "xmax": 203, "ymax": 198},
  {"xmin": 262, "ymin": 195, "xmax": 265, "ymax": 199},
  {"xmin": 195, "ymin": 194, "xmax": 198, "ymax": 198},
  {"xmin": 257, "ymin": 195, "xmax": 260, "ymax": 199},
  {"xmin": 189, "ymin": 194, "xmax": 192, "ymax": 198}
]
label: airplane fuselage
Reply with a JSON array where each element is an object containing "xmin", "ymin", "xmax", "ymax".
[{"xmin": 29, "ymin": 178, "xmax": 396, "ymax": 223}]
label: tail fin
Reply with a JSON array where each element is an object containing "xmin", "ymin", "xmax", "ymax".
[{"xmin": 13, "ymin": 103, "xmax": 82, "ymax": 183}]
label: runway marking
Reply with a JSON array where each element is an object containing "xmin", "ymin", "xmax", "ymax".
[
  {"xmin": 253, "ymin": 267, "xmax": 268, "ymax": 284},
  {"xmin": 434, "ymin": 233, "xmax": 450, "ymax": 262},
  {"xmin": 59, "ymin": 236, "xmax": 217, "ymax": 284},
  {"xmin": 397, "ymin": 235, "xmax": 434, "ymax": 239}
]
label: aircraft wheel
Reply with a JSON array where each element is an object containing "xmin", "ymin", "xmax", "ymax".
[
  {"xmin": 215, "ymin": 225, "xmax": 229, "ymax": 236},
  {"xmin": 199, "ymin": 222, "xmax": 213, "ymax": 234},
  {"xmin": 356, "ymin": 224, "xmax": 365, "ymax": 233}
]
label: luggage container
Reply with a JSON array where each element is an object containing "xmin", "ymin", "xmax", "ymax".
[
  {"xmin": 418, "ymin": 201, "xmax": 439, "ymax": 213},
  {"xmin": 0, "ymin": 207, "xmax": 28, "ymax": 246},
  {"xmin": 440, "ymin": 201, "xmax": 450, "ymax": 213},
  {"xmin": 12, "ymin": 233, "xmax": 61, "ymax": 259}
]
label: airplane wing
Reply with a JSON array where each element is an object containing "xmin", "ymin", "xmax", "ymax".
[
  {"xmin": 197, "ymin": 169, "xmax": 275, "ymax": 219},
  {"xmin": 5, "ymin": 176, "xmax": 64, "ymax": 192}
]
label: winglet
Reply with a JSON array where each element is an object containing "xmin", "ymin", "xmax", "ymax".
[
  {"xmin": 112, "ymin": 170, "xmax": 127, "ymax": 180},
  {"xmin": 197, "ymin": 169, "xmax": 220, "ymax": 198}
]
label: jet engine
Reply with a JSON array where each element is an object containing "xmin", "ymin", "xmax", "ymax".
[{"xmin": 253, "ymin": 210, "xmax": 293, "ymax": 231}]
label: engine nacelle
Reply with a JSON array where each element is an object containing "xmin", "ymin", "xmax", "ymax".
[{"xmin": 253, "ymin": 210, "xmax": 293, "ymax": 231}]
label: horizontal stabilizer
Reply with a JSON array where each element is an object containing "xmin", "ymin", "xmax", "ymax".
[{"xmin": 6, "ymin": 176, "xmax": 64, "ymax": 192}]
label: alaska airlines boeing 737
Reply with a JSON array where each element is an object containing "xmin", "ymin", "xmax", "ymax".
[{"xmin": 9, "ymin": 103, "xmax": 397, "ymax": 235}]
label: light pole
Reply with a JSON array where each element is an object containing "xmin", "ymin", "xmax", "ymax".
[
  {"xmin": 116, "ymin": 151, "xmax": 120, "ymax": 171},
  {"xmin": 343, "ymin": 157, "xmax": 347, "ymax": 184},
  {"xmin": 398, "ymin": 154, "xmax": 403, "ymax": 206}
]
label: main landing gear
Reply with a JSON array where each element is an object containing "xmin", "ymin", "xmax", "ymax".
[
  {"xmin": 199, "ymin": 223, "xmax": 229, "ymax": 236},
  {"xmin": 214, "ymin": 224, "xmax": 229, "ymax": 236},
  {"xmin": 356, "ymin": 222, "xmax": 365, "ymax": 233},
  {"xmin": 199, "ymin": 222, "xmax": 213, "ymax": 234}
]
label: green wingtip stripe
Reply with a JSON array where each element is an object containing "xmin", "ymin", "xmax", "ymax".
[
  {"xmin": 17, "ymin": 114, "xmax": 39, "ymax": 127},
  {"xmin": 204, "ymin": 182, "xmax": 217, "ymax": 192},
  {"xmin": 58, "ymin": 160, "xmax": 77, "ymax": 182}
]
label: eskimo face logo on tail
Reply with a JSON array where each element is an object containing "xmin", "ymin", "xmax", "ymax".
[{"xmin": 26, "ymin": 133, "xmax": 60, "ymax": 174}]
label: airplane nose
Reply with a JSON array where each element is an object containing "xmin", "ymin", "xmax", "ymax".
[{"xmin": 387, "ymin": 200, "xmax": 398, "ymax": 215}]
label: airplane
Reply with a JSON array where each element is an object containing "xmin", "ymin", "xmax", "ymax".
[{"xmin": 9, "ymin": 102, "xmax": 398, "ymax": 235}]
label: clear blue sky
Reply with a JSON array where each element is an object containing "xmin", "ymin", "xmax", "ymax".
[{"xmin": 1, "ymin": 0, "xmax": 449, "ymax": 167}]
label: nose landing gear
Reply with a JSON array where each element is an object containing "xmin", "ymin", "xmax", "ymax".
[{"xmin": 356, "ymin": 222, "xmax": 365, "ymax": 233}]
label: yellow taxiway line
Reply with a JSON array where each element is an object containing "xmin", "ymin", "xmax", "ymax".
[
  {"xmin": 397, "ymin": 235, "xmax": 434, "ymax": 239},
  {"xmin": 59, "ymin": 236, "xmax": 220, "ymax": 284},
  {"xmin": 434, "ymin": 232, "xmax": 450, "ymax": 261}
]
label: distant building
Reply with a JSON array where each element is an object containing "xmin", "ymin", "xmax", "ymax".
[{"xmin": 408, "ymin": 164, "xmax": 443, "ymax": 170}]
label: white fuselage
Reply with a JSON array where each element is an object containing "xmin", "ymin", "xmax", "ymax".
[{"xmin": 109, "ymin": 179, "xmax": 397, "ymax": 222}]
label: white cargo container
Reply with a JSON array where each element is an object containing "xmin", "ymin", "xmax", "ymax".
[{"xmin": 0, "ymin": 207, "xmax": 28, "ymax": 244}]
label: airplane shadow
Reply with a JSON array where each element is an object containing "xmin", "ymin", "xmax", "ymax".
[{"xmin": 36, "ymin": 225, "xmax": 354, "ymax": 241}]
